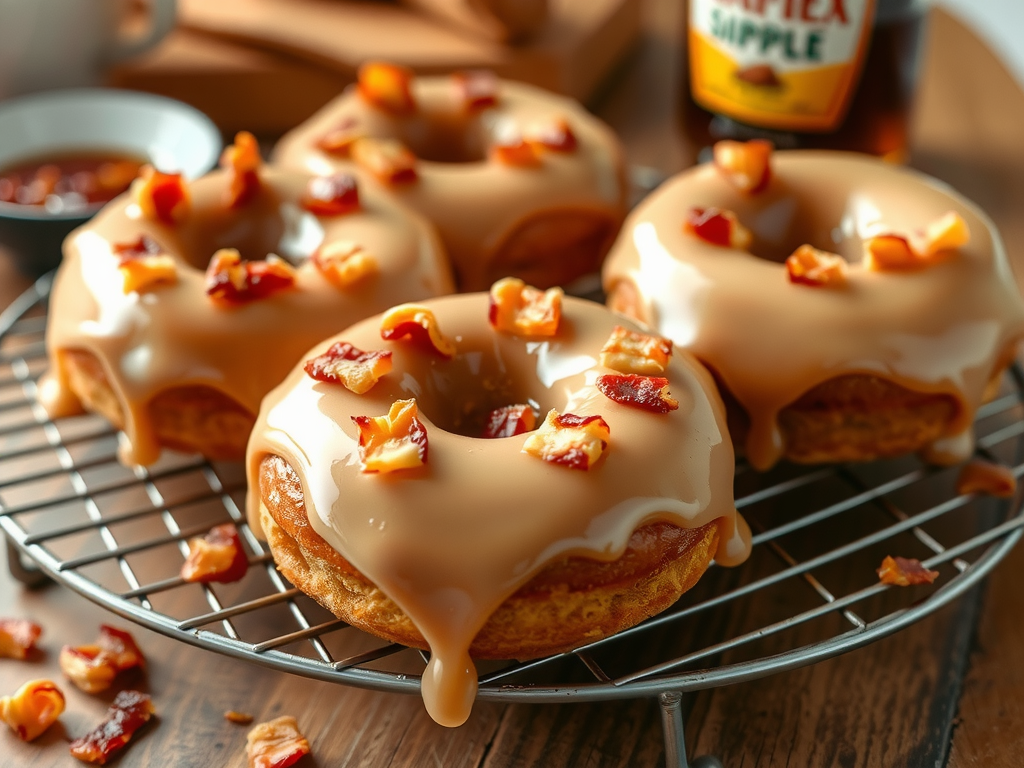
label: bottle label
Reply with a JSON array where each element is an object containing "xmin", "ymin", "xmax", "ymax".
[{"xmin": 689, "ymin": 0, "xmax": 876, "ymax": 132}]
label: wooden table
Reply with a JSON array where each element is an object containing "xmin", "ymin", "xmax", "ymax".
[{"xmin": 2, "ymin": 4, "xmax": 1024, "ymax": 766}]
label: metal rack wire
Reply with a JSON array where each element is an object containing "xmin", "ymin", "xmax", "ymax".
[{"xmin": 2, "ymin": 273, "xmax": 1023, "ymax": 768}]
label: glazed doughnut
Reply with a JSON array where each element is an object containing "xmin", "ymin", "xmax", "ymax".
[
  {"xmin": 399, "ymin": 0, "xmax": 548, "ymax": 42},
  {"xmin": 603, "ymin": 143, "xmax": 1024, "ymax": 470},
  {"xmin": 273, "ymin": 64, "xmax": 627, "ymax": 292},
  {"xmin": 42, "ymin": 133, "xmax": 454, "ymax": 466},
  {"xmin": 246, "ymin": 284, "xmax": 751, "ymax": 727}
]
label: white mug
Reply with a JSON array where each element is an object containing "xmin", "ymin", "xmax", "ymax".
[{"xmin": 0, "ymin": 0, "xmax": 177, "ymax": 100}]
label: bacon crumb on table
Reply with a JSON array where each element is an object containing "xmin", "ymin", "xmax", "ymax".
[
  {"xmin": 225, "ymin": 710, "xmax": 255, "ymax": 725},
  {"xmin": 877, "ymin": 556, "xmax": 939, "ymax": 586},
  {"xmin": 246, "ymin": 715, "xmax": 311, "ymax": 768},
  {"xmin": 0, "ymin": 679, "xmax": 65, "ymax": 741},
  {"xmin": 69, "ymin": 689, "xmax": 154, "ymax": 765},
  {"xmin": 0, "ymin": 618, "xmax": 42, "ymax": 659},
  {"xmin": 60, "ymin": 625, "xmax": 146, "ymax": 694}
]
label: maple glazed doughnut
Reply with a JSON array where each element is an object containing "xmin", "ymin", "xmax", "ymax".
[
  {"xmin": 41, "ymin": 133, "xmax": 454, "ymax": 466},
  {"xmin": 273, "ymin": 64, "xmax": 627, "ymax": 292},
  {"xmin": 246, "ymin": 282, "xmax": 751, "ymax": 727},
  {"xmin": 603, "ymin": 142, "xmax": 1024, "ymax": 470}
]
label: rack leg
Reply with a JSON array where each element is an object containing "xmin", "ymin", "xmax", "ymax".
[
  {"xmin": 5, "ymin": 535, "xmax": 50, "ymax": 588},
  {"xmin": 658, "ymin": 691, "xmax": 724, "ymax": 768}
]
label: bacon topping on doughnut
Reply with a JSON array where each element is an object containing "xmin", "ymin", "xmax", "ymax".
[
  {"xmin": 712, "ymin": 139, "xmax": 773, "ymax": 194},
  {"xmin": 380, "ymin": 304, "xmax": 456, "ymax": 358},
  {"xmin": 60, "ymin": 625, "xmax": 145, "ymax": 694},
  {"xmin": 358, "ymin": 62, "xmax": 416, "ymax": 115},
  {"xmin": 523, "ymin": 410, "xmax": 610, "ymax": 470},
  {"xmin": 302, "ymin": 173, "xmax": 361, "ymax": 216},
  {"xmin": 525, "ymin": 118, "xmax": 578, "ymax": 153},
  {"xmin": 181, "ymin": 523, "xmax": 249, "ymax": 584},
  {"xmin": 491, "ymin": 139, "xmax": 541, "ymax": 167},
  {"xmin": 453, "ymin": 70, "xmax": 499, "ymax": 110},
  {"xmin": 0, "ymin": 618, "xmax": 42, "ymax": 660},
  {"xmin": 483, "ymin": 404, "xmax": 536, "ymax": 439},
  {"xmin": 304, "ymin": 342, "xmax": 393, "ymax": 394},
  {"xmin": 919, "ymin": 211, "xmax": 970, "ymax": 257},
  {"xmin": 599, "ymin": 326, "xmax": 673, "ymax": 375},
  {"xmin": 206, "ymin": 249, "xmax": 297, "ymax": 306},
  {"xmin": 786, "ymin": 244, "xmax": 848, "ymax": 287},
  {"xmin": 597, "ymin": 374, "xmax": 678, "ymax": 413},
  {"xmin": 316, "ymin": 117, "xmax": 362, "ymax": 157},
  {"xmin": 685, "ymin": 207, "xmax": 752, "ymax": 249},
  {"xmin": 0, "ymin": 679, "xmax": 65, "ymax": 742},
  {"xmin": 221, "ymin": 131, "xmax": 262, "ymax": 208},
  {"xmin": 353, "ymin": 399, "xmax": 429, "ymax": 473},
  {"xmin": 877, "ymin": 556, "xmax": 939, "ymax": 587},
  {"xmin": 115, "ymin": 235, "xmax": 177, "ymax": 294},
  {"xmin": 69, "ymin": 690, "xmax": 154, "ymax": 765},
  {"xmin": 131, "ymin": 165, "xmax": 190, "ymax": 226},
  {"xmin": 956, "ymin": 459, "xmax": 1017, "ymax": 498},
  {"xmin": 312, "ymin": 241, "xmax": 378, "ymax": 289},
  {"xmin": 865, "ymin": 212, "xmax": 971, "ymax": 271},
  {"xmin": 246, "ymin": 715, "xmax": 311, "ymax": 768},
  {"xmin": 863, "ymin": 234, "xmax": 918, "ymax": 271},
  {"xmin": 488, "ymin": 277, "xmax": 563, "ymax": 336},
  {"xmin": 351, "ymin": 138, "xmax": 419, "ymax": 185}
]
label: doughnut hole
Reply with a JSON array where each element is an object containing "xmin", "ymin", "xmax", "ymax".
[{"xmin": 390, "ymin": 111, "xmax": 490, "ymax": 164}]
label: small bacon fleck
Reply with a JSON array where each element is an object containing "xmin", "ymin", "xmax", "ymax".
[
  {"xmin": 316, "ymin": 117, "xmax": 362, "ymax": 157},
  {"xmin": 246, "ymin": 715, "xmax": 311, "ymax": 768},
  {"xmin": 877, "ymin": 556, "xmax": 939, "ymax": 587},
  {"xmin": 181, "ymin": 523, "xmax": 249, "ymax": 584},
  {"xmin": 59, "ymin": 646, "xmax": 119, "ymax": 694},
  {"xmin": 712, "ymin": 139, "xmax": 773, "ymax": 193},
  {"xmin": 221, "ymin": 131, "xmax": 262, "ymax": 208},
  {"xmin": 301, "ymin": 173, "xmax": 360, "ymax": 216},
  {"xmin": 685, "ymin": 207, "xmax": 752, "ymax": 249},
  {"xmin": 785, "ymin": 244, "xmax": 848, "ymax": 287},
  {"xmin": 918, "ymin": 211, "xmax": 970, "ymax": 257},
  {"xmin": 0, "ymin": 618, "xmax": 42, "ymax": 660},
  {"xmin": 225, "ymin": 711, "xmax": 255, "ymax": 725},
  {"xmin": 863, "ymin": 234, "xmax": 918, "ymax": 271},
  {"xmin": 483, "ymin": 404, "xmax": 536, "ymax": 439},
  {"xmin": 0, "ymin": 679, "xmax": 65, "ymax": 742},
  {"xmin": 352, "ymin": 399, "xmax": 428, "ymax": 474},
  {"xmin": 525, "ymin": 118, "xmax": 578, "ymax": 153},
  {"xmin": 956, "ymin": 460, "xmax": 1017, "ymax": 498},
  {"xmin": 488, "ymin": 277, "xmax": 563, "ymax": 336},
  {"xmin": 351, "ymin": 138, "xmax": 418, "ymax": 185},
  {"xmin": 95, "ymin": 625, "xmax": 145, "ymax": 673},
  {"xmin": 357, "ymin": 61, "xmax": 416, "ymax": 115},
  {"xmin": 206, "ymin": 249, "xmax": 296, "ymax": 306},
  {"xmin": 380, "ymin": 304, "xmax": 456, "ymax": 358},
  {"xmin": 599, "ymin": 326, "xmax": 673, "ymax": 375},
  {"xmin": 131, "ymin": 165, "xmax": 190, "ymax": 225},
  {"xmin": 69, "ymin": 689, "xmax": 154, "ymax": 765},
  {"xmin": 522, "ymin": 410, "xmax": 610, "ymax": 471},
  {"xmin": 304, "ymin": 342, "xmax": 393, "ymax": 394},
  {"xmin": 453, "ymin": 69, "xmax": 498, "ymax": 110},
  {"xmin": 597, "ymin": 374, "xmax": 678, "ymax": 413},
  {"xmin": 312, "ymin": 240, "xmax": 378, "ymax": 289},
  {"xmin": 491, "ymin": 139, "xmax": 541, "ymax": 167},
  {"xmin": 115, "ymin": 236, "xmax": 176, "ymax": 294}
]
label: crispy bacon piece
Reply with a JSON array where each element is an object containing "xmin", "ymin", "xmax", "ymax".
[
  {"xmin": 712, "ymin": 139, "xmax": 773, "ymax": 193},
  {"xmin": 304, "ymin": 342, "xmax": 393, "ymax": 394},
  {"xmin": 488, "ymin": 277, "xmax": 563, "ymax": 336},
  {"xmin": 301, "ymin": 173, "xmax": 361, "ymax": 216},
  {"xmin": 525, "ymin": 118, "xmax": 578, "ymax": 153},
  {"xmin": 785, "ymin": 244, "xmax": 848, "ymax": 287},
  {"xmin": 357, "ymin": 62, "xmax": 416, "ymax": 115},
  {"xmin": 181, "ymin": 523, "xmax": 249, "ymax": 584},
  {"xmin": 246, "ymin": 715, "xmax": 311, "ymax": 768},
  {"xmin": 115, "ymin": 235, "xmax": 177, "ymax": 293},
  {"xmin": 60, "ymin": 625, "xmax": 146, "ymax": 694},
  {"xmin": 312, "ymin": 241, "xmax": 378, "ymax": 289},
  {"xmin": 918, "ymin": 211, "xmax": 970, "ymax": 257},
  {"xmin": 599, "ymin": 326, "xmax": 673, "ymax": 375},
  {"xmin": 351, "ymin": 138, "xmax": 418, "ymax": 185},
  {"xmin": 522, "ymin": 410, "xmax": 610, "ymax": 470},
  {"xmin": 596, "ymin": 374, "xmax": 678, "ymax": 413},
  {"xmin": 0, "ymin": 679, "xmax": 65, "ymax": 741},
  {"xmin": 0, "ymin": 618, "xmax": 42, "ymax": 660},
  {"xmin": 131, "ymin": 165, "xmax": 190, "ymax": 226},
  {"xmin": 95, "ymin": 625, "xmax": 145, "ymax": 673},
  {"xmin": 225, "ymin": 711, "xmax": 255, "ymax": 725},
  {"xmin": 380, "ymin": 304, "xmax": 456, "ymax": 358},
  {"xmin": 352, "ymin": 399, "xmax": 428, "ymax": 474},
  {"xmin": 221, "ymin": 131, "xmax": 262, "ymax": 208},
  {"xmin": 685, "ymin": 207, "xmax": 752, "ymax": 249},
  {"xmin": 316, "ymin": 117, "xmax": 362, "ymax": 157},
  {"xmin": 491, "ymin": 139, "xmax": 541, "ymax": 167},
  {"xmin": 863, "ymin": 234, "xmax": 917, "ymax": 271},
  {"xmin": 206, "ymin": 249, "xmax": 297, "ymax": 306},
  {"xmin": 483, "ymin": 404, "xmax": 536, "ymax": 439},
  {"xmin": 69, "ymin": 690, "xmax": 154, "ymax": 765},
  {"xmin": 956, "ymin": 459, "xmax": 1017, "ymax": 498},
  {"xmin": 877, "ymin": 556, "xmax": 939, "ymax": 587},
  {"xmin": 453, "ymin": 69, "xmax": 498, "ymax": 110},
  {"xmin": 866, "ymin": 213, "xmax": 970, "ymax": 271}
]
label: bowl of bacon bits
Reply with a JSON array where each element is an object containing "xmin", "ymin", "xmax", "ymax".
[{"xmin": 0, "ymin": 88, "xmax": 221, "ymax": 275}]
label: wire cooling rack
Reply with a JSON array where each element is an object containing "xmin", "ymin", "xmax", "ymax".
[{"xmin": 3, "ymin": 274, "xmax": 1024, "ymax": 768}]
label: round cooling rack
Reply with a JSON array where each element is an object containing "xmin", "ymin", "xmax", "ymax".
[{"xmin": 3, "ymin": 273, "xmax": 1024, "ymax": 768}]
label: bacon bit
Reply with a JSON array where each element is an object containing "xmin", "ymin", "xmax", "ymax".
[
  {"xmin": 225, "ymin": 710, "xmax": 255, "ymax": 725},
  {"xmin": 131, "ymin": 165, "xmax": 190, "ymax": 226},
  {"xmin": 351, "ymin": 138, "xmax": 418, "ymax": 185},
  {"xmin": 956, "ymin": 460, "xmax": 1017, "ymax": 498},
  {"xmin": 206, "ymin": 249, "xmax": 297, "ymax": 306},
  {"xmin": 301, "ymin": 173, "xmax": 360, "ymax": 216},
  {"xmin": 221, "ymin": 131, "xmax": 262, "ymax": 208},
  {"xmin": 357, "ymin": 61, "xmax": 416, "ymax": 115},
  {"xmin": 525, "ymin": 118, "xmax": 578, "ymax": 153},
  {"xmin": 597, "ymin": 374, "xmax": 678, "ymax": 413},
  {"xmin": 866, "ymin": 213, "xmax": 970, "ymax": 271},
  {"xmin": 0, "ymin": 618, "xmax": 42, "ymax": 660},
  {"xmin": 712, "ymin": 139, "xmax": 773, "ymax": 194},
  {"xmin": 785, "ymin": 244, "xmax": 848, "ymax": 287},
  {"xmin": 877, "ymin": 555, "xmax": 939, "ymax": 586},
  {"xmin": 491, "ymin": 139, "xmax": 541, "ymax": 167},
  {"xmin": 380, "ymin": 304, "xmax": 456, "ymax": 358},
  {"xmin": 599, "ymin": 326, "xmax": 673, "ymax": 375},
  {"xmin": 115, "ymin": 235, "xmax": 176, "ymax": 294},
  {"xmin": 352, "ymin": 399, "xmax": 428, "ymax": 474},
  {"xmin": 304, "ymin": 342, "xmax": 393, "ymax": 394},
  {"xmin": 312, "ymin": 241, "xmax": 378, "ymax": 289},
  {"xmin": 246, "ymin": 715, "xmax": 311, "ymax": 768},
  {"xmin": 95, "ymin": 626, "xmax": 145, "ymax": 673},
  {"xmin": 453, "ymin": 69, "xmax": 498, "ymax": 110},
  {"xmin": 863, "ymin": 234, "xmax": 918, "ymax": 271},
  {"xmin": 483, "ymin": 404, "xmax": 536, "ymax": 439},
  {"xmin": 488, "ymin": 277, "xmax": 563, "ymax": 337},
  {"xmin": 69, "ymin": 689, "xmax": 154, "ymax": 765},
  {"xmin": 59, "ymin": 646, "xmax": 119, "ymax": 694},
  {"xmin": 522, "ymin": 410, "xmax": 610, "ymax": 471},
  {"xmin": 685, "ymin": 207, "xmax": 752, "ymax": 249},
  {"xmin": 181, "ymin": 523, "xmax": 249, "ymax": 584},
  {"xmin": 316, "ymin": 117, "xmax": 362, "ymax": 157},
  {"xmin": 0, "ymin": 679, "xmax": 65, "ymax": 741},
  {"xmin": 918, "ymin": 211, "xmax": 970, "ymax": 257}
]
